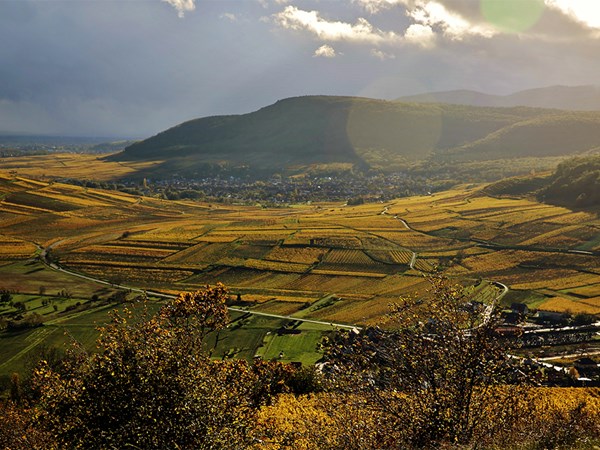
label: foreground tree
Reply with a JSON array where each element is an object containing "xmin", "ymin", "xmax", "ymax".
[
  {"xmin": 321, "ymin": 276, "xmax": 529, "ymax": 449},
  {"xmin": 32, "ymin": 284, "xmax": 260, "ymax": 449},
  {"xmin": 0, "ymin": 401, "xmax": 53, "ymax": 450}
]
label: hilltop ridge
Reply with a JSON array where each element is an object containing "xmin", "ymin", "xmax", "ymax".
[{"xmin": 111, "ymin": 95, "xmax": 600, "ymax": 176}]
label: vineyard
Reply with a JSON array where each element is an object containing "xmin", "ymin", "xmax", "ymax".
[{"xmin": 0, "ymin": 171, "xmax": 599, "ymax": 375}]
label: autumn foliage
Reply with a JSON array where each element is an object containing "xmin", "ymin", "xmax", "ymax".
[
  {"xmin": 2, "ymin": 281, "xmax": 600, "ymax": 449},
  {"xmin": 29, "ymin": 284, "xmax": 269, "ymax": 449}
]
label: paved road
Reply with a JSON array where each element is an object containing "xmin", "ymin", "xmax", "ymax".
[{"xmin": 37, "ymin": 243, "xmax": 359, "ymax": 331}]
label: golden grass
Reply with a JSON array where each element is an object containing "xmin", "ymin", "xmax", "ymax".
[
  {"xmin": 545, "ymin": 211, "xmax": 597, "ymax": 224},
  {"xmin": 508, "ymin": 270, "xmax": 600, "ymax": 290},
  {"xmin": 1, "ymin": 200, "xmax": 56, "ymax": 214},
  {"xmin": 568, "ymin": 284, "xmax": 600, "ymax": 298},
  {"xmin": 366, "ymin": 249, "xmax": 412, "ymax": 264},
  {"xmin": 197, "ymin": 235, "xmax": 240, "ymax": 243},
  {"xmin": 253, "ymin": 301, "xmax": 305, "ymax": 315},
  {"xmin": 220, "ymin": 257, "xmax": 311, "ymax": 274},
  {"xmin": 308, "ymin": 297, "xmax": 391, "ymax": 324},
  {"xmin": 370, "ymin": 230, "xmax": 457, "ymax": 251},
  {"xmin": 67, "ymin": 245, "xmax": 176, "ymax": 260},
  {"xmin": 322, "ymin": 249, "xmax": 378, "ymax": 266},
  {"xmin": 310, "ymin": 268, "xmax": 386, "ymax": 278},
  {"xmin": 67, "ymin": 263, "xmax": 193, "ymax": 284},
  {"xmin": 0, "ymin": 241, "xmax": 37, "ymax": 258},
  {"xmin": 0, "ymin": 153, "xmax": 161, "ymax": 181},
  {"xmin": 460, "ymin": 250, "xmax": 525, "ymax": 273},
  {"xmin": 414, "ymin": 259, "xmax": 435, "ymax": 272}
]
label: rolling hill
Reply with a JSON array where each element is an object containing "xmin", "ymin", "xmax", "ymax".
[
  {"xmin": 397, "ymin": 85, "xmax": 600, "ymax": 111},
  {"xmin": 111, "ymin": 95, "xmax": 600, "ymax": 176}
]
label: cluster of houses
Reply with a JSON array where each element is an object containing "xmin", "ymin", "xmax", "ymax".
[
  {"xmin": 498, "ymin": 302, "xmax": 600, "ymax": 386},
  {"xmin": 501, "ymin": 302, "xmax": 595, "ymax": 327},
  {"xmin": 114, "ymin": 172, "xmax": 434, "ymax": 205}
]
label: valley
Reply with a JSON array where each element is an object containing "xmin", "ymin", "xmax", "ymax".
[
  {"xmin": 6, "ymin": 1, "xmax": 600, "ymax": 445},
  {"xmin": 0, "ymin": 167, "xmax": 598, "ymax": 383}
]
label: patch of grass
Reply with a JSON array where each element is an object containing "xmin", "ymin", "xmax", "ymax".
[
  {"xmin": 499, "ymin": 290, "xmax": 547, "ymax": 309},
  {"xmin": 255, "ymin": 330, "xmax": 324, "ymax": 365}
]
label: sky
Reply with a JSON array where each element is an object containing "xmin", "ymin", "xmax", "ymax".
[{"xmin": 2, "ymin": 0, "xmax": 600, "ymax": 137}]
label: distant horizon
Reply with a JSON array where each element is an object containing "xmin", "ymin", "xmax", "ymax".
[
  {"xmin": 3, "ymin": 83, "xmax": 600, "ymax": 141},
  {"xmin": 0, "ymin": 133, "xmax": 141, "ymax": 141},
  {"xmin": 4, "ymin": 0, "xmax": 600, "ymax": 137}
]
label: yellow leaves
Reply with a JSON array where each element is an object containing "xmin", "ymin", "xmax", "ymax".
[
  {"xmin": 160, "ymin": 283, "xmax": 230, "ymax": 333},
  {"xmin": 255, "ymin": 394, "xmax": 337, "ymax": 450}
]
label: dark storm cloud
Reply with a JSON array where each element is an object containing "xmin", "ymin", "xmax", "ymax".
[
  {"xmin": 1, "ymin": 0, "xmax": 600, "ymax": 137},
  {"xmin": 0, "ymin": 0, "xmax": 270, "ymax": 136}
]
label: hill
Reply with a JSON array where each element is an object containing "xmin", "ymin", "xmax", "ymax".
[
  {"xmin": 443, "ymin": 114, "xmax": 600, "ymax": 161},
  {"xmin": 485, "ymin": 154, "xmax": 600, "ymax": 208},
  {"xmin": 110, "ymin": 95, "xmax": 600, "ymax": 177},
  {"xmin": 397, "ymin": 85, "xmax": 600, "ymax": 111},
  {"xmin": 111, "ymin": 96, "xmax": 557, "ymax": 175},
  {"xmin": 541, "ymin": 155, "xmax": 600, "ymax": 207}
]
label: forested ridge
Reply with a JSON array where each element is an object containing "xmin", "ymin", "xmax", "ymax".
[
  {"xmin": 110, "ymin": 96, "xmax": 600, "ymax": 177},
  {"xmin": 541, "ymin": 155, "xmax": 600, "ymax": 207}
]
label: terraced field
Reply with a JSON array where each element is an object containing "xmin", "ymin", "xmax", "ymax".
[{"xmin": 1, "ymin": 171, "xmax": 599, "ymax": 377}]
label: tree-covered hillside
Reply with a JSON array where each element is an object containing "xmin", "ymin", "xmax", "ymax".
[
  {"xmin": 446, "ymin": 115, "xmax": 600, "ymax": 161},
  {"xmin": 541, "ymin": 155, "xmax": 600, "ymax": 207},
  {"xmin": 483, "ymin": 154, "xmax": 600, "ymax": 209},
  {"xmin": 112, "ymin": 96, "xmax": 596, "ymax": 175}
]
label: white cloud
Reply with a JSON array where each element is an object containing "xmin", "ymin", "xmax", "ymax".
[
  {"xmin": 370, "ymin": 48, "xmax": 396, "ymax": 59},
  {"xmin": 353, "ymin": 0, "xmax": 411, "ymax": 14},
  {"xmin": 220, "ymin": 13, "xmax": 238, "ymax": 22},
  {"xmin": 314, "ymin": 44, "xmax": 337, "ymax": 58},
  {"xmin": 545, "ymin": 0, "xmax": 600, "ymax": 29},
  {"xmin": 404, "ymin": 23, "xmax": 435, "ymax": 47},
  {"xmin": 162, "ymin": 0, "xmax": 195, "ymax": 18},
  {"xmin": 408, "ymin": 1, "xmax": 496, "ymax": 40},
  {"xmin": 273, "ymin": 6, "xmax": 401, "ymax": 44}
]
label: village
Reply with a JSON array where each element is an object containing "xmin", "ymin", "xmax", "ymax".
[{"xmin": 498, "ymin": 302, "xmax": 600, "ymax": 386}]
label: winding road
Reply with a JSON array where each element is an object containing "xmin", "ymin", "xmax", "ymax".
[
  {"xmin": 38, "ymin": 242, "xmax": 360, "ymax": 331},
  {"xmin": 34, "ymin": 204, "xmax": 517, "ymax": 336}
]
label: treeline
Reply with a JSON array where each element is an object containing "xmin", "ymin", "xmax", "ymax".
[
  {"xmin": 2, "ymin": 280, "xmax": 600, "ymax": 449},
  {"xmin": 484, "ymin": 154, "xmax": 600, "ymax": 208},
  {"xmin": 540, "ymin": 155, "xmax": 600, "ymax": 207}
]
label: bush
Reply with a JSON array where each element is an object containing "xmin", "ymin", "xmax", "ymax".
[{"xmin": 6, "ymin": 314, "xmax": 43, "ymax": 331}]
